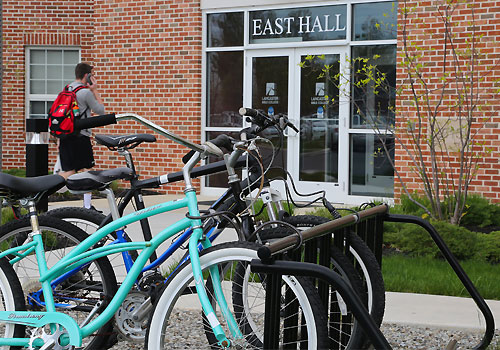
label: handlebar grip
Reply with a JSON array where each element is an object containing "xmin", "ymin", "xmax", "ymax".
[
  {"xmin": 74, "ymin": 113, "xmax": 117, "ymax": 130},
  {"xmin": 181, "ymin": 134, "xmax": 234, "ymax": 164},
  {"xmin": 209, "ymin": 134, "xmax": 233, "ymax": 152},
  {"xmin": 238, "ymin": 107, "xmax": 259, "ymax": 118}
]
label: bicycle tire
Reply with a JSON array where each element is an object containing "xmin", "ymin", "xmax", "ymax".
[
  {"xmin": 0, "ymin": 214, "xmax": 118, "ymax": 350},
  {"xmin": 47, "ymin": 206, "xmax": 139, "ymax": 279},
  {"xmin": 256, "ymin": 226, "xmax": 366, "ymax": 349},
  {"xmin": 282, "ymin": 215, "xmax": 386, "ymax": 329},
  {"xmin": 0, "ymin": 257, "xmax": 27, "ymax": 350},
  {"xmin": 145, "ymin": 241, "xmax": 329, "ymax": 349}
]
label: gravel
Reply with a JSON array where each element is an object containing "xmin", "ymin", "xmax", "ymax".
[
  {"xmin": 108, "ymin": 311, "xmax": 500, "ymax": 349},
  {"xmin": 380, "ymin": 323, "xmax": 499, "ymax": 349}
]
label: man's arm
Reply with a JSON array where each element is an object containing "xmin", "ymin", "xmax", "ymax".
[{"xmin": 80, "ymin": 88, "xmax": 105, "ymax": 115}]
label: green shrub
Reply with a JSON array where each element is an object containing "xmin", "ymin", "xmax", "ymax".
[
  {"xmin": 252, "ymin": 199, "xmax": 294, "ymax": 222},
  {"xmin": 304, "ymin": 206, "xmax": 335, "ymax": 219},
  {"xmin": 389, "ymin": 220, "xmax": 478, "ymax": 260},
  {"xmin": 460, "ymin": 194, "xmax": 496, "ymax": 227},
  {"xmin": 1, "ymin": 208, "xmax": 16, "ymax": 225},
  {"xmin": 399, "ymin": 193, "xmax": 431, "ymax": 217},
  {"xmin": 2, "ymin": 168, "xmax": 26, "ymax": 177},
  {"xmin": 489, "ymin": 205, "xmax": 500, "ymax": 227},
  {"xmin": 475, "ymin": 231, "xmax": 500, "ymax": 264}
]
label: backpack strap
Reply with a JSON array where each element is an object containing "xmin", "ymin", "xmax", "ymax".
[
  {"xmin": 72, "ymin": 85, "xmax": 88, "ymax": 94},
  {"xmin": 64, "ymin": 84, "xmax": 88, "ymax": 93}
]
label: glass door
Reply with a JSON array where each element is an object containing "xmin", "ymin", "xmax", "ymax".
[
  {"xmin": 246, "ymin": 48, "xmax": 347, "ymax": 202},
  {"xmin": 289, "ymin": 48, "xmax": 348, "ymax": 201},
  {"xmin": 245, "ymin": 50, "xmax": 294, "ymax": 186}
]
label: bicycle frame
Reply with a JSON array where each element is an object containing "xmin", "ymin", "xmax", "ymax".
[{"xmin": 0, "ymin": 187, "xmax": 236, "ymax": 347}]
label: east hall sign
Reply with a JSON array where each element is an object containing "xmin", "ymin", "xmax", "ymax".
[{"xmin": 249, "ymin": 5, "xmax": 347, "ymax": 43}]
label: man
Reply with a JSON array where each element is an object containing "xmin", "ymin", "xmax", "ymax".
[{"xmin": 58, "ymin": 63, "xmax": 105, "ymax": 210}]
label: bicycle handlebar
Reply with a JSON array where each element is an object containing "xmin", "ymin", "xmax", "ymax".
[
  {"xmin": 115, "ymin": 113, "xmax": 223, "ymax": 158},
  {"xmin": 238, "ymin": 107, "xmax": 299, "ymax": 134},
  {"xmin": 74, "ymin": 113, "xmax": 117, "ymax": 130},
  {"xmin": 181, "ymin": 134, "xmax": 234, "ymax": 164}
]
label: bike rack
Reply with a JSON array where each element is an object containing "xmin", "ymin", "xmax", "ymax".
[
  {"xmin": 251, "ymin": 259, "xmax": 392, "ymax": 349},
  {"xmin": 253, "ymin": 204, "xmax": 495, "ymax": 350}
]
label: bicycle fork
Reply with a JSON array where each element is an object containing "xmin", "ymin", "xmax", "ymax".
[{"xmin": 188, "ymin": 226, "xmax": 243, "ymax": 348}]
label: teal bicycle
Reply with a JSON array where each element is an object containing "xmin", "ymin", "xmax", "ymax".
[{"xmin": 0, "ymin": 113, "xmax": 327, "ymax": 349}]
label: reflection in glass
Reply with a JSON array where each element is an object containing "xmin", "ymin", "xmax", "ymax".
[
  {"xmin": 47, "ymin": 50, "xmax": 63, "ymax": 64},
  {"xmin": 29, "ymin": 49, "xmax": 79, "ymax": 95},
  {"xmin": 47, "ymin": 80, "xmax": 63, "ymax": 95},
  {"xmin": 29, "ymin": 101, "xmax": 49, "ymax": 119},
  {"xmin": 207, "ymin": 52, "xmax": 243, "ymax": 128},
  {"xmin": 30, "ymin": 51, "xmax": 45, "ymax": 64},
  {"xmin": 205, "ymin": 131, "xmax": 241, "ymax": 188},
  {"xmin": 64, "ymin": 50, "xmax": 79, "ymax": 63},
  {"xmin": 252, "ymin": 56, "xmax": 289, "ymax": 179},
  {"xmin": 352, "ymin": 2, "xmax": 397, "ymax": 41},
  {"xmin": 30, "ymin": 80, "xmax": 45, "ymax": 94},
  {"xmin": 351, "ymin": 45, "xmax": 396, "ymax": 129},
  {"xmin": 207, "ymin": 12, "xmax": 244, "ymax": 47},
  {"xmin": 350, "ymin": 133, "xmax": 394, "ymax": 197},
  {"xmin": 47, "ymin": 65, "xmax": 62, "ymax": 79},
  {"xmin": 299, "ymin": 54, "xmax": 339, "ymax": 182}
]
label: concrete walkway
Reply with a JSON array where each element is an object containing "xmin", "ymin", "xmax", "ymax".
[{"xmin": 48, "ymin": 194, "xmax": 500, "ymax": 332}]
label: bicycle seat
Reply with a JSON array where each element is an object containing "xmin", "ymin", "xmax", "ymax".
[
  {"xmin": 95, "ymin": 134, "xmax": 156, "ymax": 149},
  {"xmin": 66, "ymin": 168, "xmax": 134, "ymax": 192},
  {"xmin": 0, "ymin": 173, "xmax": 65, "ymax": 200}
]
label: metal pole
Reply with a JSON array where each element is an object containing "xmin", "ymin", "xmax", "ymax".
[{"xmin": 26, "ymin": 119, "xmax": 50, "ymax": 212}]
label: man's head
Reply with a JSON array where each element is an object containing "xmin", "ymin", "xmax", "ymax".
[{"xmin": 75, "ymin": 63, "xmax": 93, "ymax": 80}]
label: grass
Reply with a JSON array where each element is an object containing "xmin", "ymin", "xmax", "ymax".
[
  {"xmin": 2, "ymin": 168, "xmax": 26, "ymax": 177},
  {"xmin": 382, "ymin": 254, "xmax": 500, "ymax": 300}
]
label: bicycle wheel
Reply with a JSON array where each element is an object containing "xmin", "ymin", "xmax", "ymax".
[
  {"xmin": 0, "ymin": 214, "xmax": 118, "ymax": 350},
  {"xmin": 146, "ymin": 242, "xmax": 328, "ymax": 350},
  {"xmin": 256, "ymin": 227, "xmax": 366, "ymax": 349},
  {"xmin": 282, "ymin": 215, "xmax": 386, "ymax": 329},
  {"xmin": 47, "ymin": 206, "xmax": 138, "ymax": 281},
  {"xmin": 0, "ymin": 257, "xmax": 26, "ymax": 350}
]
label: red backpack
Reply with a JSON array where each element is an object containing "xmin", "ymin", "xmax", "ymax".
[{"xmin": 48, "ymin": 85, "xmax": 87, "ymax": 138}]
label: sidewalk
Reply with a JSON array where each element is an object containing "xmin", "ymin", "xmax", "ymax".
[{"xmin": 49, "ymin": 194, "xmax": 500, "ymax": 332}]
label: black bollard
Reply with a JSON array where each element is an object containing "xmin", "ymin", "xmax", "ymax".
[{"xmin": 26, "ymin": 118, "xmax": 50, "ymax": 212}]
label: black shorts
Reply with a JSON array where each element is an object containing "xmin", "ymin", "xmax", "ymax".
[{"xmin": 59, "ymin": 135, "xmax": 95, "ymax": 172}]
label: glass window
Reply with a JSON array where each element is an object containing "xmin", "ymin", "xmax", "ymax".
[
  {"xmin": 299, "ymin": 54, "xmax": 340, "ymax": 182},
  {"xmin": 351, "ymin": 45, "xmax": 396, "ymax": 129},
  {"xmin": 27, "ymin": 48, "xmax": 80, "ymax": 119},
  {"xmin": 252, "ymin": 56, "xmax": 289, "ymax": 179},
  {"xmin": 352, "ymin": 2, "xmax": 397, "ymax": 41},
  {"xmin": 207, "ymin": 12, "xmax": 244, "ymax": 47},
  {"xmin": 350, "ymin": 133, "xmax": 394, "ymax": 197},
  {"xmin": 249, "ymin": 5, "xmax": 347, "ymax": 44},
  {"xmin": 206, "ymin": 52, "xmax": 243, "ymax": 128}
]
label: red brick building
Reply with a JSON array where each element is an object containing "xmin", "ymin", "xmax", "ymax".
[{"xmin": 1, "ymin": 0, "xmax": 499, "ymax": 204}]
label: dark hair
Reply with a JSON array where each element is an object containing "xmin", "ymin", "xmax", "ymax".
[{"xmin": 75, "ymin": 63, "xmax": 93, "ymax": 80}]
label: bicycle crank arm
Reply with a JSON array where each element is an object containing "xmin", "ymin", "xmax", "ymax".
[{"xmin": 131, "ymin": 297, "xmax": 152, "ymax": 322}]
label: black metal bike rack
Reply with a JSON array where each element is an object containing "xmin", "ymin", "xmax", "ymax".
[
  {"xmin": 252, "ymin": 204, "xmax": 495, "ymax": 350},
  {"xmin": 251, "ymin": 259, "xmax": 392, "ymax": 349}
]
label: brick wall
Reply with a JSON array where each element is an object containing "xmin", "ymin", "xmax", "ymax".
[
  {"xmin": 2, "ymin": 0, "xmax": 203, "ymax": 194},
  {"xmin": 2, "ymin": 0, "xmax": 498, "ymax": 201},
  {"xmin": 2, "ymin": 0, "xmax": 95, "ymax": 169},
  {"xmin": 92, "ymin": 0, "xmax": 203, "ymax": 193},
  {"xmin": 395, "ymin": 0, "xmax": 500, "ymax": 203}
]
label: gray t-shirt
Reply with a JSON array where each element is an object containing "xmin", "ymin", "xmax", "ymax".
[{"xmin": 68, "ymin": 82, "xmax": 105, "ymax": 136}]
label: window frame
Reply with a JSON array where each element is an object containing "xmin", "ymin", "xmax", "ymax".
[
  {"xmin": 202, "ymin": 1, "xmax": 397, "ymax": 199},
  {"xmin": 25, "ymin": 46, "xmax": 81, "ymax": 119}
]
